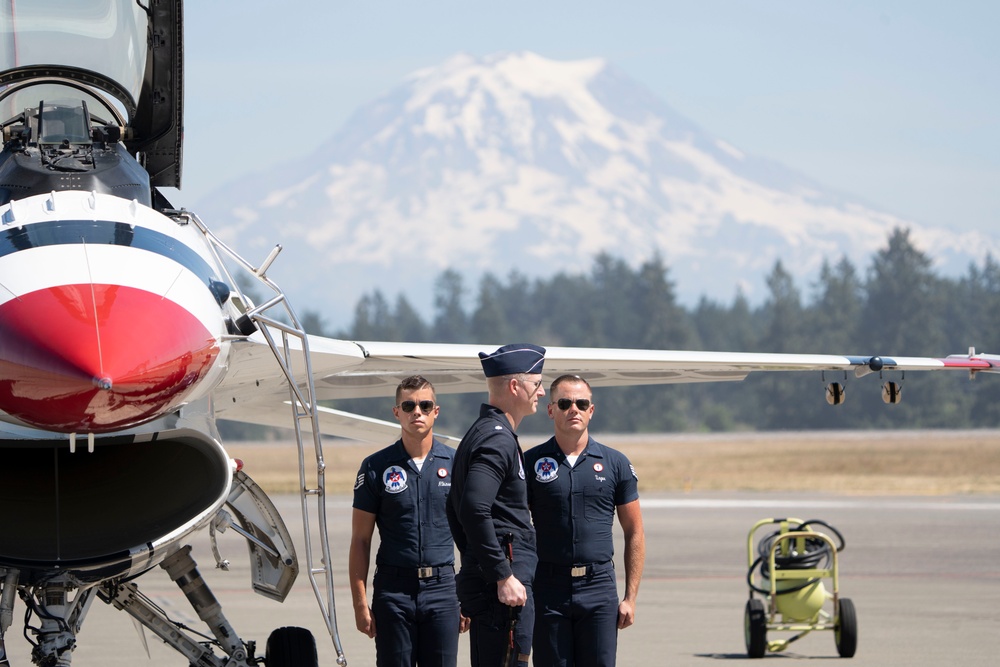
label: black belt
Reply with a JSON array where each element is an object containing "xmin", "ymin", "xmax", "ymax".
[
  {"xmin": 377, "ymin": 564, "xmax": 454, "ymax": 579},
  {"xmin": 537, "ymin": 561, "xmax": 613, "ymax": 578}
]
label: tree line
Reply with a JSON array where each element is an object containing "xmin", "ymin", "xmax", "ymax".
[{"xmin": 296, "ymin": 227, "xmax": 1000, "ymax": 436}]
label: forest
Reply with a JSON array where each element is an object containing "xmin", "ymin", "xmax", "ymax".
[{"xmin": 236, "ymin": 228, "xmax": 1000, "ymax": 437}]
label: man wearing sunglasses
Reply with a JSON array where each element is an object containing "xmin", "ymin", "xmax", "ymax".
[
  {"xmin": 350, "ymin": 375, "xmax": 468, "ymax": 667},
  {"xmin": 448, "ymin": 343, "xmax": 546, "ymax": 667},
  {"xmin": 524, "ymin": 375, "xmax": 646, "ymax": 667}
]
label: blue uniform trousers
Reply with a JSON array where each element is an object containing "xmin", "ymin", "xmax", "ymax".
[
  {"xmin": 456, "ymin": 569, "xmax": 534, "ymax": 667},
  {"xmin": 532, "ymin": 562, "xmax": 619, "ymax": 667},
  {"xmin": 372, "ymin": 565, "xmax": 460, "ymax": 667}
]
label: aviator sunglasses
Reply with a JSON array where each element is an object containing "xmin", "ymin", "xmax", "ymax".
[
  {"xmin": 397, "ymin": 400, "xmax": 436, "ymax": 414},
  {"xmin": 555, "ymin": 398, "xmax": 592, "ymax": 411}
]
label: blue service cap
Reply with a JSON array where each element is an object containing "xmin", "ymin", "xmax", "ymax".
[{"xmin": 479, "ymin": 343, "xmax": 546, "ymax": 377}]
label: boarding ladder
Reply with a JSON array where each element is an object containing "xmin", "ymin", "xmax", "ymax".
[{"xmin": 175, "ymin": 210, "xmax": 348, "ymax": 666}]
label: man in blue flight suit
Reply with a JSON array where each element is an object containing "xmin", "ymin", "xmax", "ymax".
[
  {"xmin": 525, "ymin": 374, "xmax": 646, "ymax": 667},
  {"xmin": 349, "ymin": 375, "xmax": 469, "ymax": 666},
  {"xmin": 448, "ymin": 343, "xmax": 546, "ymax": 667}
]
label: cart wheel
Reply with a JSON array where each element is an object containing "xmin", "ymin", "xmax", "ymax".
[
  {"xmin": 744, "ymin": 598, "xmax": 767, "ymax": 658},
  {"xmin": 266, "ymin": 626, "xmax": 319, "ymax": 667},
  {"xmin": 835, "ymin": 598, "xmax": 858, "ymax": 658}
]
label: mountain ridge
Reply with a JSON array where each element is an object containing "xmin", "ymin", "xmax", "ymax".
[{"xmin": 193, "ymin": 51, "xmax": 999, "ymax": 328}]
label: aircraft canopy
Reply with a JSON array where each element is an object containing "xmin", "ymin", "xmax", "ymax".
[{"xmin": 0, "ymin": 0, "xmax": 185, "ymax": 188}]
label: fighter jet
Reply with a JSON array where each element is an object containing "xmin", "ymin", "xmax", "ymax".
[{"xmin": 1, "ymin": 2, "xmax": 997, "ymax": 666}]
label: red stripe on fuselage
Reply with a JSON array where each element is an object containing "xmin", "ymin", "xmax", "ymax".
[{"xmin": 0, "ymin": 284, "xmax": 219, "ymax": 432}]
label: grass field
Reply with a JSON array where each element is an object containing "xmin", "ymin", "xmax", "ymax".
[{"xmin": 227, "ymin": 430, "xmax": 1000, "ymax": 496}]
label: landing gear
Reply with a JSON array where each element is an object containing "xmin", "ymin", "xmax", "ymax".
[
  {"xmin": 0, "ymin": 569, "xmax": 18, "ymax": 667},
  {"xmin": 14, "ymin": 575, "xmax": 99, "ymax": 667},
  {"xmin": 100, "ymin": 547, "xmax": 259, "ymax": 667},
  {"xmin": 7, "ymin": 547, "xmax": 284, "ymax": 667}
]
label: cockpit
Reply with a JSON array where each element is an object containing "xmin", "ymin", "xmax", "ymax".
[{"xmin": 0, "ymin": 0, "xmax": 183, "ymax": 206}]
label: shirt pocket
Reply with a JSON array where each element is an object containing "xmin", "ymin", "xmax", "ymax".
[
  {"xmin": 432, "ymin": 475, "xmax": 451, "ymax": 526},
  {"xmin": 583, "ymin": 484, "xmax": 614, "ymax": 524}
]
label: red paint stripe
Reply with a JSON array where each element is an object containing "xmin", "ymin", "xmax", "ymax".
[
  {"xmin": 0, "ymin": 285, "xmax": 219, "ymax": 432},
  {"xmin": 939, "ymin": 358, "xmax": 994, "ymax": 369}
]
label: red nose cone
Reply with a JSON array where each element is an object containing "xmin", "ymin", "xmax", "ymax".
[{"xmin": 0, "ymin": 284, "xmax": 219, "ymax": 432}]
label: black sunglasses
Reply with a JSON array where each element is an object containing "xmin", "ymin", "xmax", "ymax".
[
  {"xmin": 555, "ymin": 398, "xmax": 592, "ymax": 411},
  {"xmin": 398, "ymin": 400, "xmax": 436, "ymax": 414}
]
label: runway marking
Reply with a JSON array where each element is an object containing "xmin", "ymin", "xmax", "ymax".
[{"xmin": 640, "ymin": 498, "xmax": 1000, "ymax": 511}]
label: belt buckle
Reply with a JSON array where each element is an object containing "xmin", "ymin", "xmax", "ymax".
[
  {"xmin": 570, "ymin": 566, "xmax": 587, "ymax": 577},
  {"xmin": 417, "ymin": 567, "xmax": 434, "ymax": 579}
]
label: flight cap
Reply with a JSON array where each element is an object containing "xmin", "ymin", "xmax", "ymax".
[{"xmin": 479, "ymin": 343, "xmax": 546, "ymax": 377}]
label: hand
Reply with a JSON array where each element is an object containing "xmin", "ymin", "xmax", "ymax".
[
  {"xmin": 497, "ymin": 574, "xmax": 527, "ymax": 607},
  {"xmin": 354, "ymin": 605, "xmax": 376, "ymax": 638},
  {"xmin": 459, "ymin": 613, "xmax": 471, "ymax": 633},
  {"xmin": 617, "ymin": 599, "xmax": 636, "ymax": 629}
]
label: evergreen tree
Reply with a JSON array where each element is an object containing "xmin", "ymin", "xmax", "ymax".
[
  {"xmin": 754, "ymin": 261, "xmax": 811, "ymax": 428},
  {"xmin": 499, "ymin": 270, "xmax": 535, "ymax": 338},
  {"xmin": 433, "ymin": 269, "xmax": 471, "ymax": 342},
  {"xmin": 326, "ymin": 243, "xmax": 1000, "ymax": 435},
  {"xmin": 955, "ymin": 256, "xmax": 1000, "ymax": 426},
  {"xmin": 801, "ymin": 258, "xmax": 865, "ymax": 428},
  {"xmin": 862, "ymin": 228, "xmax": 945, "ymax": 353},
  {"xmin": 636, "ymin": 254, "xmax": 693, "ymax": 349},
  {"xmin": 587, "ymin": 253, "xmax": 643, "ymax": 346},
  {"xmin": 861, "ymin": 228, "xmax": 951, "ymax": 427},
  {"xmin": 759, "ymin": 261, "xmax": 805, "ymax": 352},
  {"xmin": 299, "ymin": 310, "xmax": 330, "ymax": 337},
  {"xmin": 394, "ymin": 295, "xmax": 429, "ymax": 342},
  {"xmin": 532, "ymin": 271, "xmax": 591, "ymax": 346},
  {"xmin": 805, "ymin": 258, "xmax": 863, "ymax": 353},
  {"xmin": 471, "ymin": 273, "xmax": 515, "ymax": 343},
  {"xmin": 351, "ymin": 290, "xmax": 393, "ymax": 340}
]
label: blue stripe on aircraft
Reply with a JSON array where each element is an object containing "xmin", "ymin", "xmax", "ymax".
[
  {"xmin": 844, "ymin": 355, "xmax": 900, "ymax": 367},
  {"xmin": 0, "ymin": 219, "xmax": 220, "ymax": 289}
]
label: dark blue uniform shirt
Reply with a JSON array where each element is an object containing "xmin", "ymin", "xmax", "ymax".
[
  {"xmin": 447, "ymin": 404, "xmax": 537, "ymax": 583},
  {"xmin": 524, "ymin": 436, "xmax": 639, "ymax": 565},
  {"xmin": 353, "ymin": 438, "xmax": 456, "ymax": 569}
]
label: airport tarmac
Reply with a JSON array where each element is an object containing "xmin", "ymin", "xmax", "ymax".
[{"xmin": 5, "ymin": 492, "xmax": 999, "ymax": 666}]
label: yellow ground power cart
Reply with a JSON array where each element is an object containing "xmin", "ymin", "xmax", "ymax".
[{"xmin": 744, "ymin": 518, "xmax": 857, "ymax": 658}]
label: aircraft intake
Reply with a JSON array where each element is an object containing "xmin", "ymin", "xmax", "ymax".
[{"xmin": 0, "ymin": 432, "xmax": 231, "ymax": 580}]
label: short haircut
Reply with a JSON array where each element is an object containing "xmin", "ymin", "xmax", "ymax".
[
  {"xmin": 549, "ymin": 374, "xmax": 592, "ymax": 396},
  {"xmin": 486, "ymin": 374, "xmax": 516, "ymax": 396},
  {"xmin": 396, "ymin": 375, "xmax": 435, "ymax": 403}
]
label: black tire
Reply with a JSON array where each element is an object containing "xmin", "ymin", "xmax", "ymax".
[
  {"xmin": 744, "ymin": 598, "xmax": 767, "ymax": 659},
  {"xmin": 266, "ymin": 626, "xmax": 319, "ymax": 667},
  {"xmin": 835, "ymin": 598, "xmax": 858, "ymax": 658}
]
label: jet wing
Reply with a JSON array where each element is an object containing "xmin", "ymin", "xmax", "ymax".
[{"xmin": 213, "ymin": 332, "xmax": 1000, "ymax": 442}]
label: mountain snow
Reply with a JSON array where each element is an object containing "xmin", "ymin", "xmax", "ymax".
[{"xmin": 195, "ymin": 51, "xmax": 1000, "ymax": 329}]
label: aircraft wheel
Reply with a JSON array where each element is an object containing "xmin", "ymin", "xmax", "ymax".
[
  {"xmin": 744, "ymin": 598, "xmax": 767, "ymax": 659},
  {"xmin": 835, "ymin": 598, "xmax": 858, "ymax": 658},
  {"xmin": 266, "ymin": 626, "xmax": 319, "ymax": 667}
]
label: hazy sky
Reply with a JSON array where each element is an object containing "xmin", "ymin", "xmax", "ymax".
[{"xmin": 171, "ymin": 1, "xmax": 998, "ymax": 237}]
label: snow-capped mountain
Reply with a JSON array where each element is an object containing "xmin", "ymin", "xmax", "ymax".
[{"xmin": 195, "ymin": 51, "xmax": 999, "ymax": 329}]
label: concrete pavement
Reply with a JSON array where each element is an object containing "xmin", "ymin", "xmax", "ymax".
[{"xmin": 5, "ymin": 492, "xmax": 998, "ymax": 666}]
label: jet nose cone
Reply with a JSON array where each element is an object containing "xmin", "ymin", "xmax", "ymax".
[{"xmin": 0, "ymin": 284, "xmax": 220, "ymax": 432}]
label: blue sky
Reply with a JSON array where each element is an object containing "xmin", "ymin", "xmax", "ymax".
[{"xmin": 171, "ymin": 1, "xmax": 998, "ymax": 237}]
